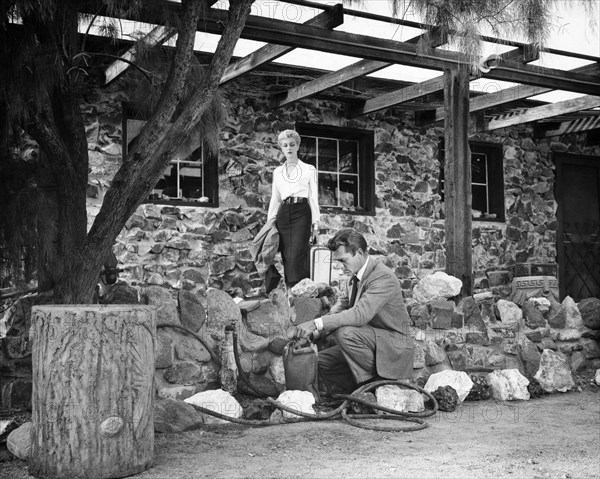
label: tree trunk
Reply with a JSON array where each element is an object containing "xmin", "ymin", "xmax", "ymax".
[{"xmin": 29, "ymin": 305, "xmax": 156, "ymax": 479}]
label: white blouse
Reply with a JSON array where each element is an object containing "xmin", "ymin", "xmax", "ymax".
[{"xmin": 267, "ymin": 159, "xmax": 321, "ymax": 225}]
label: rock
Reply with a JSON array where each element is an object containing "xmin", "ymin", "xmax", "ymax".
[
  {"xmin": 534, "ymin": 349, "xmax": 575, "ymax": 393},
  {"xmin": 179, "ymin": 290, "xmax": 206, "ymax": 332},
  {"xmin": 517, "ymin": 337, "xmax": 542, "ymax": 378},
  {"xmin": 274, "ymin": 390, "xmax": 315, "ymax": 419},
  {"xmin": 459, "ymin": 297, "xmax": 486, "ymax": 332},
  {"xmin": 523, "ymin": 301, "xmax": 546, "ymax": 329},
  {"xmin": 207, "ymin": 289, "xmax": 242, "ymax": 343},
  {"xmin": 529, "ymin": 297, "xmax": 551, "ymax": 314},
  {"xmin": 290, "ymin": 278, "xmax": 318, "ymax": 298},
  {"xmin": 185, "ymin": 389, "xmax": 244, "ymax": 424},
  {"xmin": 465, "ymin": 374, "xmax": 492, "ymax": 401},
  {"xmin": 570, "ymin": 351, "xmax": 588, "ymax": 372},
  {"xmin": 496, "ymin": 299, "xmax": 523, "ymax": 325},
  {"xmin": 563, "ymin": 296, "xmax": 584, "ymax": 329},
  {"xmin": 527, "ymin": 378, "xmax": 546, "ymax": 399},
  {"xmin": 578, "ymin": 297, "xmax": 600, "ymax": 330},
  {"xmin": 487, "ymin": 369, "xmax": 530, "ymax": 401},
  {"xmin": 174, "ymin": 336, "xmax": 212, "ymax": 363},
  {"xmin": 548, "ymin": 303, "xmax": 567, "ymax": 329},
  {"xmin": 292, "ymin": 297, "xmax": 324, "ymax": 325},
  {"xmin": 424, "ymin": 340, "xmax": 446, "ymax": 366},
  {"xmin": 143, "ymin": 286, "xmax": 179, "ymax": 325},
  {"xmin": 557, "ymin": 329, "xmax": 583, "ymax": 341},
  {"xmin": 164, "ymin": 361, "xmax": 219, "ymax": 385},
  {"xmin": 102, "ymin": 282, "xmax": 140, "ymax": 304},
  {"xmin": 375, "ymin": 385, "xmax": 425, "ymax": 413},
  {"xmin": 158, "ymin": 386, "xmax": 197, "ymax": 401},
  {"xmin": 595, "ymin": 369, "xmax": 600, "ymax": 386},
  {"xmin": 539, "ymin": 337, "xmax": 557, "ymax": 351},
  {"xmin": 413, "ymin": 271, "xmax": 462, "ymax": 303},
  {"xmin": 465, "ymin": 331, "xmax": 490, "ymax": 345},
  {"xmin": 431, "ymin": 385, "xmax": 459, "ymax": 412},
  {"xmin": 7, "ymin": 421, "xmax": 32, "ymax": 460},
  {"xmin": 429, "ymin": 299, "xmax": 455, "ymax": 329},
  {"xmin": 155, "ymin": 330, "xmax": 174, "ymax": 369},
  {"xmin": 580, "ymin": 338, "xmax": 600, "ymax": 359},
  {"xmin": 245, "ymin": 300, "xmax": 285, "ymax": 337},
  {"xmin": 154, "ymin": 398, "xmax": 203, "ymax": 433},
  {"xmin": 424, "ymin": 370, "xmax": 473, "ymax": 403}
]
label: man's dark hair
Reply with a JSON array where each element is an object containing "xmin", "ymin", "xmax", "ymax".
[{"xmin": 327, "ymin": 228, "xmax": 368, "ymax": 254}]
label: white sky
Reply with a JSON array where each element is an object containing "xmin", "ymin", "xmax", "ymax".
[{"xmin": 92, "ymin": 0, "xmax": 600, "ymax": 103}]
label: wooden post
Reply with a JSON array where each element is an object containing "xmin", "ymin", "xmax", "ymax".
[
  {"xmin": 444, "ymin": 66, "xmax": 473, "ymax": 297},
  {"xmin": 29, "ymin": 305, "xmax": 156, "ymax": 479}
]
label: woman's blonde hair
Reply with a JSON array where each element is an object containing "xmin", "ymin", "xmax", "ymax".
[{"xmin": 277, "ymin": 129, "xmax": 301, "ymax": 145}]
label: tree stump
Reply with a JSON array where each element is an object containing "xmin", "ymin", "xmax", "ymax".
[{"xmin": 29, "ymin": 305, "xmax": 155, "ymax": 479}]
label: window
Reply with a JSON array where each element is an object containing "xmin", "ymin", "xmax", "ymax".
[
  {"xmin": 296, "ymin": 123, "xmax": 375, "ymax": 215},
  {"xmin": 439, "ymin": 141, "xmax": 505, "ymax": 221},
  {"xmin": 122, "ymin": 104, "xmax": 218, "ymax": 207}
]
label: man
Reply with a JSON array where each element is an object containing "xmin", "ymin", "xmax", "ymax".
[{"xmin": 297, "ymin": 228, "xmax": 413, "ymax": 394}]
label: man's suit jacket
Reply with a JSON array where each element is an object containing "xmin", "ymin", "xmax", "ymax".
[{"xmin": 322, "ymin": 257, "xmax": 413, "ymax": 379}]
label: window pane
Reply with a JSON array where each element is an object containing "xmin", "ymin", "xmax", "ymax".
[
  {"xmin": 339, "ymin": 175, "xmax": 358, "ymax": 208},
  {"xmin": 339, "ymin": 140, "xmax": 358, "ymax": 173},
  {"xmin": 318, "ymin": 138, "xmax": 338, "ymax": 172},
  {"xmin": 472, "ymin": 152, "xmax": 488, "ymax": 184},
  {"xmin": 300, "ymin": 136, "xmax": 317, "ymax": 167},
  {"xmin": 472, "ymin": 184, "xmax": 488, "ymax": 214},
  {"xmin": 318, "ymin": 173, "xmax": 338, "ymax": 206}
]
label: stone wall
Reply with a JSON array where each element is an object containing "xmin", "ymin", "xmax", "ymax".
[{"xmin": 3, "ymin": 71, "xmax": 600, "ymax": 408}]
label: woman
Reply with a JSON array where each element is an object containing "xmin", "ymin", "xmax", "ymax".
[{"xmin": 267, "ymin": 130, "xmax": 320, "ymax": 287}]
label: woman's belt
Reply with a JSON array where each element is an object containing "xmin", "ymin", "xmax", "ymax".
[{"xmin": 282, "ymin": 196, "xmax": 308, "ymax": 204}]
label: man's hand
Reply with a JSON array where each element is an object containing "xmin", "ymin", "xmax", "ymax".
[{"xmin": 296, "ymin": 321, "xmax": 317, "ymax": 340}]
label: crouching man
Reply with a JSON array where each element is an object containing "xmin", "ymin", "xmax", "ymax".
[{"xmin": 296, "ymin": 228, "xmax": 414, "ymax": 395}]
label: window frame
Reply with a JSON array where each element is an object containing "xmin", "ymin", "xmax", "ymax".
[
  {"xmin": 438, "ymin": 140, "xmax": 505, "ymax": 222},
  {"xmin": 122, "ymin": 102, "xmax": 219, "ymax": 208},
  {"xmin": 295, "ymin": 122, "xmax": 375, "ymax": 216}
]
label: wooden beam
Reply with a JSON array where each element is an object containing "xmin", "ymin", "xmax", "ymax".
[
  {"xmin": 534, "ymin": 115, "xmax": 600, "ymax": 138},
  {"xmin": 348, "ymin": 75, "xmax": 445, "ymax": 117},
  {"xmin": 272, "ymin": 27, "xmax": 445, "ymax": 108},
  {"xmin": 89, "ymin": 3, "xmax": 600, "ymax": 95},
  {"xmin": 482, "ymin": 95, "xmax": 600, "ymax": 131},
  {"xmin": 347, "ymin": 45, "xmax": 535, "ymax": 118},
  {"xmin": 104, "ymin": 26, "xmax": 175, "ymax": 85},
  {"xmin": 444, "ymin": 66, "xmax": 473, "ymax": 298},
  {"xmin": 220, "ymin": 5, "xmax": 343, "ymax": 84},
  {"xmin": 434, "ymin": 63, "xmax": 600, "ymax": 122}
]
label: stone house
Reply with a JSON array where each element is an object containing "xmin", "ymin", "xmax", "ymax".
[{"xmin": 2, "ymin": 5, "xmax": 600, "ymax": 409}]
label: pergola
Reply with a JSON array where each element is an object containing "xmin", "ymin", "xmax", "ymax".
[{"xmin": 89, "ymin": 0, "xmax": 600, "ymax": 296}]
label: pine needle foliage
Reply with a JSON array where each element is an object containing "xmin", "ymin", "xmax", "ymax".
[{"xmin": 352, "ymin": 0, "xmax": 597, "ymax": 68}]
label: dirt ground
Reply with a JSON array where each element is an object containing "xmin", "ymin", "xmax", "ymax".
[{"xmin": 2, "ymin": 386, "xmax": 599, "ymax": 479}]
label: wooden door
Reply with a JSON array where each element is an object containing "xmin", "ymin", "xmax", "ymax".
[{"xmin": 555, "ymin": 153, "xmax": 600, "ymax": 300}]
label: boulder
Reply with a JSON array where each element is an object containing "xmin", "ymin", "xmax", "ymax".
[
  {"xmin": 424, "ymin": 370, "xmax": 473, "ymax": 403},
  {"xmin": 274, "ymin": 390, "xmax": 315, "ymax": 419},
  {"xmin": 496, "ymin": 299, "xmax": 523, "ymax": 325},
  {"xmin": 375, "ymin": 385, "xmax": 425, "ymax": 413},
  {"xmin": 430, "ymin": 386, "xmax": 459, "ymax": 412},
  {"xmin": 486, "ymin": 369, "xmax": 530, "ymax": 401},
  {"xmin": 563, "ymin": 296, "xmax": 584, "ymax": 329},
  {"xmin": 154, "ymin": 398, "xmax": 203, "ymax": 433},
  {"xmin": 7, "ymin": 421, "xmax": 32, "ymax": 460},
  {"xmin": 207, "ymin": 289, "xmax": 242, "ymax": 343},
  {"xmin": 534, "ymin": 349, "xmax": 575, "ymax": 393},
  {"xmin": 413, "ymin": 271, "xmax": 462, "ymax": 304},
  {"xmin": 424, "ymin": 340, "xmax": 446, "ymax": 366},
  {"xmin": 523, "ymin": 300, "xmax": 546, "ymax": 329},
  {"xmin": 179, "ymin": 290, "xmax": 206, "ymax": 332},
  {"xmin": 465, "ymin": 374, "xmax": 492, "ymax": 401},
  {"xmin": 185, "ymin": 389, "xmax": 244, "ymax": 425},
  {"xmin": 578, "ymin": 298, "xmax": 600, "ymax": 330}
]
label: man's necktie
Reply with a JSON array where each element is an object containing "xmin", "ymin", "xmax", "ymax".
[{"xmin": 349, "ymin": 275, "xmax": 359, "ymax": 307}]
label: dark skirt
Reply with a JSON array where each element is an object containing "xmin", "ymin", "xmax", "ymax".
[{"xmin": 276, "ymin": 202, "xmax": 312, "ymax": 284}]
